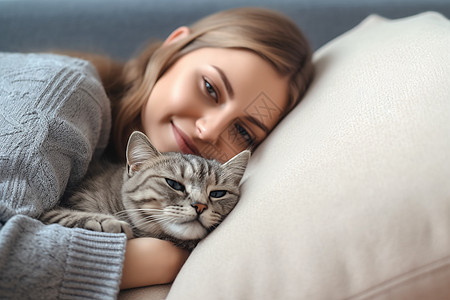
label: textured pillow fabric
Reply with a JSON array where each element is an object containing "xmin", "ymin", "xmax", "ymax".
[{"xmin": 166, "ymin": 12, "xmax": 450, "ymax": 300}]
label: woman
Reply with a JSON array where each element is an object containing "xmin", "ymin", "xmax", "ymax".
[{"xmin": 0, "ymin": 7, "xmax": 313, "ymax": 298}]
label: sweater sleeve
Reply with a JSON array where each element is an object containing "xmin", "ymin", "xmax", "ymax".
[
  {"xmin": 0, "ymin": 214, "xmax": 126, "ymax": 299},
  {"xmin": 0, "ymin": 53, "xmax": 127, "ymax": 299}
]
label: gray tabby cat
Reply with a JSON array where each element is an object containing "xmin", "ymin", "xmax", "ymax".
[{"xmin": 40, "ymin": 131, "xmax": 250, "ymax": 250}]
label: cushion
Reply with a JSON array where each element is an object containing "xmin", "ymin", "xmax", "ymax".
[{"xmin": 164, "ymin": 11, "xmax": 450, "ymax": 299}]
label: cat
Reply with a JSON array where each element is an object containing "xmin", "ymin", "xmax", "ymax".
[{"xmin": 40, "ymin": 131, "xmax": 250, "ymax": 250}]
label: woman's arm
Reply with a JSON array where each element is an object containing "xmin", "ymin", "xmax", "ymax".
[
  {"xmin": 0, "ymin": 214, "xmax": 127, "ymax": 299},
  {"xmin": 53, "ymin": 50, "xmax": 125, "ymax": 102},
  {"xmin": 0, "ymin": 53, "xmax": 122, "ymax": 298},
  {"xmin": 120, "ymin": 238, "xmax": 190, "ymax": 289}
]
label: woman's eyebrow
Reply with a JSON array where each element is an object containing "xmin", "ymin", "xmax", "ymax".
[
  {"xmin": 245, "ymin": 115, "xmax": 269, "ymax": 133},
  {"xmin": 212, "ymin": 65, "xmax": 234, "ymax": 98}
]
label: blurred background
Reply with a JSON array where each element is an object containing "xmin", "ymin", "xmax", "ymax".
[{"xmin": 1, "ymin": 0, "xmax": 450, "ymax": 61}]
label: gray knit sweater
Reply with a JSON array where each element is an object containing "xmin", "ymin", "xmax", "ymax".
[{"xmin": 0, "ymin": 53, "xmax": 127, "ymax": 299}]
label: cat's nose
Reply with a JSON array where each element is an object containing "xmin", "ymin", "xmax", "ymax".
[{"xmin": 191, "ymin": 203, "xmax": 208, "ymax": 215}]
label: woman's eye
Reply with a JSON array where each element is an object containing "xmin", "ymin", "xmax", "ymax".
[
  {"xmin": 235, "ymin": 123, "xmax": 254, "ymax": 146},
  {"xmin": 210, "ymin": 190, "xmax": 227, "ymax": 198},
  {"xmin": 203, "ymin": 78, "xmax": 218, "ymax": 102},
  {"xmin": 165, "ymin": 178, "xmax": 185, "ymax": 192}
]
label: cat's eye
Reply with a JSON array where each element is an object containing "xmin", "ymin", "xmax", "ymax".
[
  {"xmin": 166, "ymin": 178, "xmax": 185, "ymax": 192},
  {"xmin": 210, "ymin": 190, "xmax": 227, "ymax": 198}
]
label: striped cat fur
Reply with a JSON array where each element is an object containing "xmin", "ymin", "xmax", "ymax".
[{"xmin": 40, "ymin": 131, "xmax": 250, "ymax": 250}]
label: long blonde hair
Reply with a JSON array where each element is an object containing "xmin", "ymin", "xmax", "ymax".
[{"xmin": 112, "ymin": 7, "xmax": 314, "ymax": 160}]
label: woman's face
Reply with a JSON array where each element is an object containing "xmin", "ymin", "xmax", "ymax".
[{"xmin": 141, "ymin": 47, "xmax": 289, "ymax": 162}]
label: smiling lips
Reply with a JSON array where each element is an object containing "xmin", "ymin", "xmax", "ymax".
[{"xmin": 171, "ymin": 122, "xmax": 200, "ymax": 156}]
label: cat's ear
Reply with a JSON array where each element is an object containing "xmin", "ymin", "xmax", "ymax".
[
  {"xmin": 126, "ymin": 131, "xmax": 161, "ymax": 175},
  {"xmin": 222, "ymin": 150, "xmax": 251, "ymax": 178}
]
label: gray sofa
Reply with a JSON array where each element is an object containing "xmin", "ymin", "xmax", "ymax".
[
  {"xmin": 2, "ymin": 1, "xmax": 450, "ymax": 300},
  {"xmin": 2, "ymin": 0, "xmax": 449, "ymax": 59}
]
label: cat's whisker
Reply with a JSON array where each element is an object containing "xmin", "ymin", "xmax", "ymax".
[
  {"xmin": 116, "ymin": 208, "xmax": 164, "ymax": 215},
  {"xmin": 131, "ymin": 214, "xmax": 178, "ymax": 227},
  {"xmin": 133, "ymin": 218, "xmax": 169, "ymax": 229},
  {"xmin": 150, "ymin": 216, "xmax": 179, "ymax": 225},
  {"xmin": 122, "ymin": 208, "xmax": 183, "ymax": 223},
  {"xmin": 115, "ymin": 209, "xmax": 164, "ymax": 220}
]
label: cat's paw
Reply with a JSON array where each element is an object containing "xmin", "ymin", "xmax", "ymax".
[{"xmin": 85, "ymin": 217, "xmax": 134, "ymax": 239}]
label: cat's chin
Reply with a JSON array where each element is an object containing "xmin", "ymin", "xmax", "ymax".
[{"xmin": 165, "ymin": 220, "xmax": 208, "ymax": 240}]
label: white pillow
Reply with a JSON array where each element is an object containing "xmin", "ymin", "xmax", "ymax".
[{"xmin": 166, "ymin": 12, "xmax": 450, "ymax": 299}]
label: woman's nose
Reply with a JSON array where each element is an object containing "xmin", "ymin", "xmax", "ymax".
[{"xmin": 195, "ymin": 115, "xmax": 230, "ymax": 143}]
